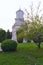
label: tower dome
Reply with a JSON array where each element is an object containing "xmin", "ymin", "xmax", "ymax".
[
  {"xmin": 15, "ymin": 9, "xmax": 24, "ymax": 24},
  {"xmin": 16, "ymin": 9, "xmax": 24, "ymax": 18}
]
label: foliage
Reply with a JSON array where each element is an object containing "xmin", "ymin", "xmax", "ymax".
[
  {"xmin": 0, "ymin": 43, "xmax": 43, "ymax": 65},
  {"xmin": 17, "ymin": 2, "xmax": 43, "ymax": 48},
  {"xmin": 0, "ymin": 28, "xmax": 6, "ymax": 42},
  {"xmin": 27, "ymin": 22, "xmax": 43, "ymax": 48},
  {"xmin": 16, "ymin": 23, "xmax": 28, "ymax": 43},
  {"xmin": 6, "ymin": 30, "xmax": 12, "ymax": 39},
  {"xmin": 16, "ymin": 28, "xmax": 24, "ymax": 43},
  {"xmin": 1, "ymin": 39, "xmax": 17, "ymax": 52}
]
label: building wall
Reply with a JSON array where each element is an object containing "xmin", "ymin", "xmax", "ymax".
[{"xmin": 12, "ymin": 9, "xmax": 25, "ymax": 42}]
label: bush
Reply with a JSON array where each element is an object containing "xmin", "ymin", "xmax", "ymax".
[{"xmin": 1, "ymin": 39, "xmax": 17, "ymax": 52}]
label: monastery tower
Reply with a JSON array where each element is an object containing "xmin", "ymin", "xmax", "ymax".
[{"xmin": 12, "ymin": 9, "xmax": 24, "ymax": 41}]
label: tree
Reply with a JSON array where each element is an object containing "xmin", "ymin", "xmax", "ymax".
[
  {"xmin": 17, "ymin": 2, "xmax": 43, "ymax": 48},
  {"xmin": 24, "ymin": 2, "xmax": 43, "ymax": 48},
  {"xmin": 6, "ymin": 30, "xmax": 12, "ymax": 39},
  {"xmin": 0, "ymin": 28, "xmax": 6, "ymax": 42},
  {"xmin": 27, "ymin": 22, "xmax": 43, "ymax": 48},
  {"xmin": 16, "ymin": 28, "xmax": 24, "ymax": 43}
]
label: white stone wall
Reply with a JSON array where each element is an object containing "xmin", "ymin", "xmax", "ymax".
[{"xmin": 12, "ymin": 28, "xmax": 17, "ymax": 41}]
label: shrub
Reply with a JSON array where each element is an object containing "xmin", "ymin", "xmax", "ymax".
[{"xmin": 1, "ymin": 39, "xmax": 17, "ymax": 52}]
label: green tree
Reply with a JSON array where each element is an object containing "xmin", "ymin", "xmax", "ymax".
[
  {"xmin": 17, "ymin": 2, "xmax": 43, "ymax": 48},
  {"xmin": 27, "ymin": 22, "xmax": 43, "ymax": 48},
  {"xmin": 0, "ymin": 28, "xmax": 6, "ymax": 42},
  {"xmin": 6, "ymin": 30, "xmax": 12, "ymax": 39},
  {"xmin": 24, "ymin": 2, "xmax": 43, "ymax": 48}
]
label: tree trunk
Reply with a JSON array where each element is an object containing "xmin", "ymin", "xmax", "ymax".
[{"xmin": 38, "ymin": 42, "xmax": 40, "ymax": 49}]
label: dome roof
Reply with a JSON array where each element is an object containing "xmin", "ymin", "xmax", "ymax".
[{"xmin": 16, "ymin": 9, "xmax": 24, "ymax": 14}]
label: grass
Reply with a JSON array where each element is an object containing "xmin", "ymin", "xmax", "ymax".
[{"xmin": 0, "ymin": 42, "xmax": 43, "ymax": 65}]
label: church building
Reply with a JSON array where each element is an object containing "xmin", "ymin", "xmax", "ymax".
[{"xmin": 12, "ymin": 9, "xmax": 25, "ymax": 42}]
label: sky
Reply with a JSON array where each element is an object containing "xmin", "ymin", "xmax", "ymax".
[{"xmin": 0, "ymin": 0, "xmax": 43, "ymax": 31}]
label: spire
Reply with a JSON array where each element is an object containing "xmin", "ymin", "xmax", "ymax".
[{"xmin": 19, "ymin": 7, "xmax": 21, "ymax": 10}]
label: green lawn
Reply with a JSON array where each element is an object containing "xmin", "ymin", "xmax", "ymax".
[{"xmin": 0, "ymin": 42, "xmax": 43, "ymax": 65}]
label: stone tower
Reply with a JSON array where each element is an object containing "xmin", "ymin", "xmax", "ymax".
[{"xmin": 12, "ymin": 9, "xmax": 24, "ymax": 41}]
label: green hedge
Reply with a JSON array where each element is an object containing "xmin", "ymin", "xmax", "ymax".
[{"xmin": 1, "ymin": 39, "xmax": 17, "ymax": 52}]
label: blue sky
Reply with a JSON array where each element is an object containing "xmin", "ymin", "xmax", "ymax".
[{"xmin": 0, "ymin": 0, "xmax": 43, "ymax": 31}]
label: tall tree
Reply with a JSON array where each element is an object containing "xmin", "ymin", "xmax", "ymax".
[
  {"xmin": 17, "ymin": 2, "xmax": 43, "ymax": 48},
  {"xmin": 6, "ymin": 30, "xmax": 12, "ymax": 39},
  {"xmin": 0, "ymin": 28, "xmax": 6, "ymax": 42}
]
